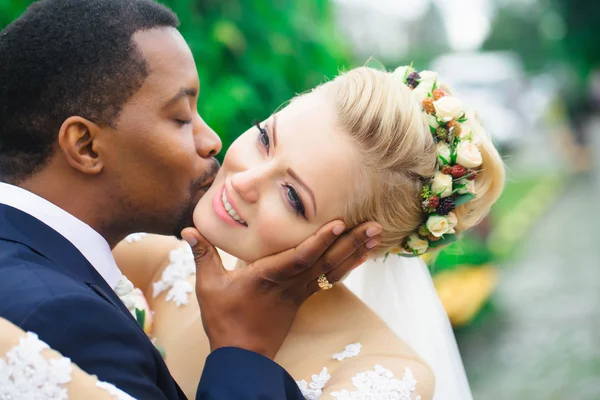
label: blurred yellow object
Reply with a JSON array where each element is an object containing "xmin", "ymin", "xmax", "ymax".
[
  {"xmin": 420, "ymin": 253, "xmax": 435, "ymax": 264},
  {"xmin": 433, "ymin": 265, "xmax": 498, "ymax": 327}
]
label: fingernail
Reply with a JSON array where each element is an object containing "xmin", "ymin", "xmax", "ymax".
[
  {"xmin": 182, "ymin": 234, "xmax": 197, "ymax": 247},
  {"xmin": 366, "ymin": 226, "xmax": 382, "ymax": 238},
  {"xmin": 366, "ymin": 238, "xmax": 379, "ymax": 249},
  {"xmin": 333, "ymin": 224, "xmax": 345, "ymax": 236}
]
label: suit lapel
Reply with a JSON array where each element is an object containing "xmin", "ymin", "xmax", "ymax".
[
  {"xmin": 0, "ymin": 204, "xmax": 186, "ymax": 397},
  {"xmin": 0, "ymin": 205, "xmax": 136, "ymax": 326}
]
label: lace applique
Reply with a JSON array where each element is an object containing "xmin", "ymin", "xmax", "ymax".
[
  {"xmin": 96, "ymin": 381, "xmax": 136, "ymax": 400},
  {"xmin": 114, "ymin": 275, "xmax": 136, "ymax": 312},
  {"xmin": 0, "ymin": 332, "xmax": 72, "ymax": 400},
  {"xmin": 332, "ymin": 343, "xmax": 362, "ymax": 361},
  {"xmin": 331, "ymin": 365, "xmax": 421, "ymax": 400},
  {"xmin": 296, "ymin": 367, "xmax": 331, "ymax": 400},
  {"xmin": 124, "ymin": 233, "xmax": 147, "ymax": 244},
  {"xmin": 152, "ymin": 245, "xmax": 196, "ymax": 307}
]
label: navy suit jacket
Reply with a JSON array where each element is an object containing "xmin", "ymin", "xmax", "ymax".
[{"xmin": 0, "ymin": 204, "xmax": 304, "ymax": 399}]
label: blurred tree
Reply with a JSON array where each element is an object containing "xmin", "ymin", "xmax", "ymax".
[
  {"xmin": 482, "ymin": 5, "xmax": 552, "ymax": 73},
  {"xmin": 553, "ymin": 0, "xmax": 600, "ymax": 81},
  {"xmin": 0, "ymin": 0, "xmax": 350, "ymax": 154}
]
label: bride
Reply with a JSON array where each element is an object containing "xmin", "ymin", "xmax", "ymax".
[{"xmin": 114, "ymin": 65, "xmax": 505, "ymax": 399}]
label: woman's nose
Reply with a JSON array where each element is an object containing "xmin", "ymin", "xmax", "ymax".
[{"xmin": 230, "ymin": 165, "xmax": 271, "ymax": 204}]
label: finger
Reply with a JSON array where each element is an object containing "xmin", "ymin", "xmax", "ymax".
[
  {"xmin": 305, "ymin": 252, "xmax": 371, "ymax": 297},
  {"xmin": 306, "ymin": 221, "xmax": 381, "ymax": 281},
  {"xmin": 254, "ymin": 220, "xmax": 346, "ymax": 282},
  {"xmin": 304, "ymin": 239, "xmax": 376, "ymax": 296},
  {"xmin": 181, "ymin": 227, "xmax": 225, "ymax": 281}
]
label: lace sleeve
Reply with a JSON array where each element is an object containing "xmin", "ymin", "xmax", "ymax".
[
  {"xmin": 295, "ymin": 343, "xmax": 435, "ymax": 400},
  {"xmin": 0, "ymin": 324, "xmax": 137, "ymax": 400}
]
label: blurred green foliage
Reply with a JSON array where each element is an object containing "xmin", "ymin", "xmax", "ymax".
[{"xmin": 0, "ymin": 0, "xmax": 350, "ymax": 154}]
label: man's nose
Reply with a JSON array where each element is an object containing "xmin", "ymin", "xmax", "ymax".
[{"xmin": 194, "ymin": 115, "xmax": 222, "ymax": 158}]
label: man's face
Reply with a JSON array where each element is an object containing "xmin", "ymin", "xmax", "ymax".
[{"xmin": 99, "ymin": 27, "xmax": 221, "ymax": 236}]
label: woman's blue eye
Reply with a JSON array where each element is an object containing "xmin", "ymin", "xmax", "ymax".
[
  {"xmin": 284, "ymin": 184, "xmax": 306, "ymax": 218},
  {"xmin": 255, "ymin": 122, "xmax": 270, "ymax": 153}
]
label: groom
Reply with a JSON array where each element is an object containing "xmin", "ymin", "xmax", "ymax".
[{"xmin": 0, "ymin": 0, "xmax": 381, "ymax": 399}]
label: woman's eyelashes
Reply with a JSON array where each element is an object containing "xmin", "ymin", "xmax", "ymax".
[
  {"xmin": 284, "ymin": 184, "xmax": 306, "ymax": 218},
  {"xmin": 253, "ymin": 120, "xmax": 306, "ymax": 219},
  {"xmin": 255, "ymin": 122, "xmax": 270, "ymax": 154}
]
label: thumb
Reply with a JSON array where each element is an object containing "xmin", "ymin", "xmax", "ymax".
[{"xmin": 180, "ymin": 227, "xmax": 225, "ymax": 279}]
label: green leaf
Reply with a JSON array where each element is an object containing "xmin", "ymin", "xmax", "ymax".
[
  {"xmin": 452, "ymin": 184, "xmax": 466, "ymax": 194},
  {"xmin": 433, "ymin": 79, "xmax": 439, "ymax": 90},
  {"xmin": 429, "ymin": 125, "xmax": 437, "ymax": 135},
  {"xmin": 155, "ymin": 344, "xmax": 166, "ymax": 359},
  {"xmin": 438, "ymin": 155, "xmax": 450, "ymax": 165},
  {"xmin": 450, "ymin": 151, "xmax": 457, "ymax": 164},
  {"xmin": 428, "ymin": 234, "xmax": 457, "ymax": 248},
  {"xmin": 135, "ymin": 308, "xmax": 146, "ymax": 329},
  {"xmin": 458, "ymin": 117, "xmax": 468, "ymax": 123},
  {"xmin": 397, "ymin": 252, "xmax": 421, "ymax": 258},
  {"xmin": 455, "ymin": 193, "xmax": 476, "ymax": 207}
]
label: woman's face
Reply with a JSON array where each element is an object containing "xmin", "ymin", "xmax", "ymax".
[{"xmin": 193, "ymin": 92, "xmax": 361, "ymax": 262}]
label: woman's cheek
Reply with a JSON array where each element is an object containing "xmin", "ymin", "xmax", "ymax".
[{"xmin": 254, "ymin": 213, "xmax": 307, "ymax": 256}]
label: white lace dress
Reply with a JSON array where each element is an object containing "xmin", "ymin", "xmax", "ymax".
[
  {"xmin": 296, "ymin": 343, "xmax": 422, "ymax": 400},
  {"xmin": 124, "ymin": 240, "xmax": 427, "ymax": 400},
  {"xmin": 0, "ymin": 331, "xmax": 135, "ymax": 400}
]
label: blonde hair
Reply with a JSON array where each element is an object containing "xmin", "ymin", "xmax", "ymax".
[{"xmin": 310, "ymin": 67, "xmax": 506, "ymax": 254}]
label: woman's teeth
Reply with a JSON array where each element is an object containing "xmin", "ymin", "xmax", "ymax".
[{"xmin": 222, "ymin": 191, "xmax": 246, "ymax": 225}]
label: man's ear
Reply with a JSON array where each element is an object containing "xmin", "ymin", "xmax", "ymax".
[{"xmin": 57, "ymin": 116, "xmax": 104, "ymax": 175}]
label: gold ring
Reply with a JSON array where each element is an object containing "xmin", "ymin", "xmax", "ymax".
[{"xmin": 317, "ymin": 274, "xmax": 333, "ymax": 290}]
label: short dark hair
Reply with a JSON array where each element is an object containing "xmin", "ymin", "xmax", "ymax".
[{"xmin": 0, "ymin": 0, "xmax": 179, "ymax": 183}]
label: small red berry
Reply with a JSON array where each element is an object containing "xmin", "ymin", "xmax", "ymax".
[
  {"xmin": 422, "ymin": 98, "xmax": 435, "ymax": 114},
  {"xmin": 467, "ymin": 170, "xmax": 478, "ymax": 180},
  {"xmin": 447, "ymin": 120, "xmax": 462, "ymax": 136},
  {"xmin": 433, "ymin": 89, "xmax": 445, "ymax": 100},
  {"xmin": 450, "ymin": 165, "xmax": 467, "ymax": 179},
  {"xmin": 441, "ymin": 165, "xmax": 452, "ymax": 175}
]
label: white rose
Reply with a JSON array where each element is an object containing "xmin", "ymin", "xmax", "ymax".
[
  {"xmin": 406, "ymin": 233, "xmax": 429, "ymax": 255},
  {"xmin": 394, "ymin": 65, "xmax": 413, "ymax": 78},
  {"xmin": 431, "ymin": 171, "xmax": 453, "ymax": 198},
  {"xmin": 446, "ymin": 212, "xmax": 458, "ymax": 234},
  {"xmin": 425, "ymin": 114, "xmax": 439, "ymax": 129},
  {"xmin": 456, "ymin": 140, "xmax": 483, "ymax": 168},
  {"xmin": 426, "ymin": 215, "xmax": 451, "ymax": 238},
  {"xmin": 436, "ymin": 142, "xmax": 451, "ymax": 164},
  {"xmin": 457, "ymin": 179, "xmax": 476, "ymax": 195},
  {"xmin": 411, "ymin": 85, "xmax": 430, "ymax": 104},
  {"xmin": 418, "ymin": 70, "xmax": 438, "ymax": 91},
  {"xmin": 434, "ymin": 96, "xmax": 463, "ymax": 121},
  {"xmin": 439, "ymin": 83, "xmax": 454, "ymax": 96}
]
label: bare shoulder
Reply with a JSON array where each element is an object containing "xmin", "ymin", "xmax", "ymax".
[
  {"xmin": 324, "ymin": 355, "xmax": 435, "ymax": 400},
  {"xmin": 112, "ymin": 234, "xmax": 185, "ymax": 293}
]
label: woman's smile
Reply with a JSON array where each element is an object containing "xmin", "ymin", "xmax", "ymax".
[{"xmin": 212, "ymin": 184, "xmax": 248, "ymax": 227}]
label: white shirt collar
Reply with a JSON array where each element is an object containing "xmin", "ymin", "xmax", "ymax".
[{"xmin": 0, "ymin": 182, "xmax": 121, "ymax": 289}]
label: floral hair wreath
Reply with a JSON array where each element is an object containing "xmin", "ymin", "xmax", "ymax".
[{"xmin": 393, "ymin": 65, "xmax": 483, "ymax": 257}]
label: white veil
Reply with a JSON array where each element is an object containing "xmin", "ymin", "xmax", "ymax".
[{"xmin": 343, "ymin": 255, "xmax": 473, "ymax": 400}]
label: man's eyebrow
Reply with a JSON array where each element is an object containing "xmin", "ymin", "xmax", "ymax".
[
  {"xmin": 287, "ymin": 168, "xmax": 317, "ymax": 216},
  {"xmin": 163, "ymin": 87, "xmax": 198, "ymax": 108}
]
